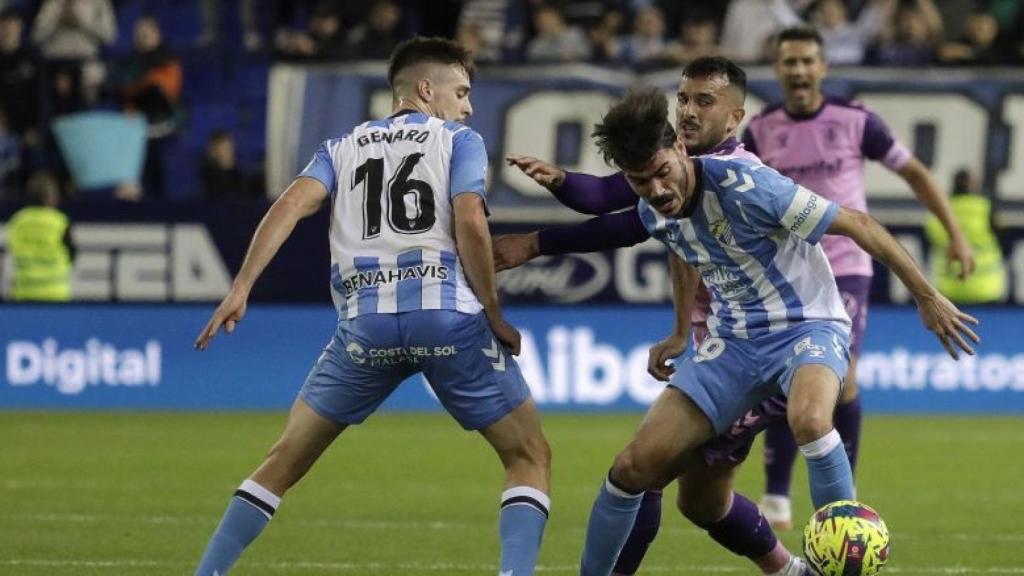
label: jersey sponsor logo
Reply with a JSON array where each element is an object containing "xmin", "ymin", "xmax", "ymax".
[
  {"xmin": 6, "ymin": 338, "xmax": 161, "ymax": 395},
  {"xmin": 345, "ymin": 342, "xmax": 367, "ymax": 364},
  {"xmin": 340, "ymin": 263, "xmax": 449, "ymax": 297},
  {"xmin": 777, "ymin": 158, "xmax": 844, "ymax": 180},
  {"xmin": 356, "ymin": 128, "xmax": 430, "ymax": 147},
  {"xmin": 786, "ymin": 190, "xmax": 824, "ymax": 235},
  {"xmin": 700, "ymin": 264, "xmax": 755, "ymax": 302}
]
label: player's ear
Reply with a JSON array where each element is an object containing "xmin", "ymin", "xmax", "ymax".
[
  {"xmin": 417, "ymin": 78, "xmax": 433, "ymax": 102},
  {"xmin": 728, "ymin": 106, "xmax": 745, "ymax": 133},
  {"xmin": 674, "ymin": 134, "xmax": 688, "ymax": 158}
]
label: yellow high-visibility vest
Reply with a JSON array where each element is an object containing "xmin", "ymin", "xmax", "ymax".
[
  {"xmin": 7, "ymin": 206, "xmax": 72, "ymax": 301},
  {"xmin": 924, "ymin": 195, "xmax": 1005, "ymax": 304}
]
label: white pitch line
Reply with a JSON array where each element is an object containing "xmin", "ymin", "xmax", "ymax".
[
  {"xmin": 7, "ymin": 511, "xmax": 1024, "ymax": 545},
  {"xmin": 4, "ymin": 559, "xmax": 1024, "ymax": 574}
]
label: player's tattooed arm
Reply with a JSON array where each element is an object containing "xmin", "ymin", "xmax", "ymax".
[
  {"xmin": 898, "ymin": 157, "xmax": 976, "ymax": 279},
  {"xmin": 648, "ymin": 254, "xmax": 698, "ymax": 382},
  {"xmin": 828, "ymin": 206, "xmax": 980, "ymax": 359},
  {"xmin": 454, "ymin": 193, "xmax": 522, "ymax": 355},
  {"xmin": 195, "ymin": 176, "xmax": 328, "ymax": 350}
]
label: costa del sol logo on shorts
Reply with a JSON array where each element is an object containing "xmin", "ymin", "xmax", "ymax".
[{"xmin": 345, "ymin": 342, "xmax": 366, "ymax": 364}]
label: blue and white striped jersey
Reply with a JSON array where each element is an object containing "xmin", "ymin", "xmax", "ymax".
[
  {"xmin": 299, "ymin": 111, "xmax": 487, "ymax": 319},
  {"xmin": 638, "ymin": 157, "xmax": 852, "ymax": 339}
]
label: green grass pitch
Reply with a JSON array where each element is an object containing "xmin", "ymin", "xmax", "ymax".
[{"xmin": 2, "ymin": 412, "xmax": 1022, "ymax": 575}]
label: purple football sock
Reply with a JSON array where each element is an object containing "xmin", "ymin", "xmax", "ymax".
[
  {"xmin": 764, "ymin": 421, "xmax": 798, "ymax": 497},
  {"xmin": 834, "ymin": 396, "xmax": 863, "ymax": 474},
  {"xmin": 700, "ymin": 493, "xmax": 778, "ymax": 559},
  {"xmin": 612, "ymin": 490, "xmax": 662, "ymax": 575}
]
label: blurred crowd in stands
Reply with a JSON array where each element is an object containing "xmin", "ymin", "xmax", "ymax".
[{"xmin": 0, "ymin": 0, "xmax": 1021, "ymax": 204}]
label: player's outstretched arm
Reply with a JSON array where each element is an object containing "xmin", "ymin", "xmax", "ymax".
[
  {"xmin": 505, "ymin": 153, "xmax": 635, "ymax": 214},
  {"xmin": 898, "ymin": 157, "xmax": 975, "ymax": 279},
  {"xmin": 648, "ymin": 254, "xmax": 699, "ymax": 382},
  {"xmin": 827, "ymin": 206, "xmax": 980, "ymax": 359},
  {"xmin": 493, "ymin": 209, "xmax": 651, "ymax": 272},
  {"xmin": 194, "ymin": 177, "xmax": 328, "ymax": 350},
  {"xmin": 454, "ymin": 193, "xmax": 522, "ymax": 355}
]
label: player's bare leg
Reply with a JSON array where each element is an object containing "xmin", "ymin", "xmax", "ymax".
[
  {"xmin": 580, "ymin": 387, "xmax": 714, "ymax": 576},
  {"xmin": 787, "ymin": 364, "xmax": 854, "ymax": 508},
  {"xmin": 481, "ymin": 398, "xmax": 551, "ymax": 576},
  {"xmin": 194, "ymin": 399, "xmax": 345, "ymax": 575}
]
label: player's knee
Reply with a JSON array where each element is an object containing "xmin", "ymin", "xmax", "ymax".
[
  {"xmin": 676, "ymin": 489, "xmax": 729, "ymax": 527},
  {"xmin": 788, "ymin": 410, "xmax": 833, "ymax": 445},
  {"xmin": 611, "ymin": 448, "xmax": 662, "ymax": 493}
]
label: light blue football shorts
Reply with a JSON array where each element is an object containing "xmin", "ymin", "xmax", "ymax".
[
  {"xmin": 669, "ymin": 321, "xmax": 850, "ymax": 434},
  {"xmin": 299, "ymin": 310, "xmax": 530, "ymax": 430}
]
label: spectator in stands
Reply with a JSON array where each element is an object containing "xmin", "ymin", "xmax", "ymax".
[
  {"xmin": 586, "ymin": 9, "xmax": 623, "ymax": 64},
  {"xmin": 200, "ymin": 130, "xmax": 260, "ymax": 200},
  {"xmin": 347, "ymin": 0, "xmax": 404, "ymax": 61},
  {"xmin": 456, "ymin": 0, "xmax": 523, "ymax": 63},
  {"xmin": 198, "ymin": 0, "xmax": 262, "ymax": 51},
  {"xmin": 666, "ymin": 14, "xmax": 722, "ymax": 64},
  {"xmin": 720, "ymin": 0, "xmax": 807, "ymax": 63},
  {"xmin": 31, "ymin": 0, "xmax": 116, "ymax": 111},
  {"xmin": 525, "ymin": 4, "xmax": 590, "ymax": 63},
  {"xmin": 0, "ymin": 109, "xmax": 21, "ymax": 200},
  {"xmin": 938, "ymin": 9, "xmax": 1004, "ymax": 65},
  {"xmin": 115, "ymin": 15, "xmax": 182, "ymax": 199},
  {"xmin": 925, "ymin": 168, "xmax": 1006, "ymax": 304},
  {"xmin": 813, "ymin": 0, "xmax": 893, "ymax": 65},
  {"xmin": 0, "ymin": 7, "xmax": 43, "ymax": 161},
  {"xmin": 274, "ymin": 1, "xmax": 349, "ymax": 62},
  {"xmin": 5, "ymin": 170, "xmax": 73, "ymax": 301},
  {"xmin": 870, "ymin": 0, "xmax": 942, "ymax": 66},
  {"xmin": 617, "ymin": 5, "xmax": 672, "ymax": 69}
]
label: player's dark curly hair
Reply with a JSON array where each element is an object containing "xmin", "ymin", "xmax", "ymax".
[
  {"xmin": 683, "ymin": 56, "xmax": 747, "ymax": 100},
  {"xmin": 593, "ymin": 87, "xmax": 677, "ymax": 171},
  {"xmin": 387, "ymin": 36, "xmax": 475, "ymax": 88}
]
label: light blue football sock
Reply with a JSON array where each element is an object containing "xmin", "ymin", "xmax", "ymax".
[
  {"xmin": 579, "ymin": 475, "xmax": 644, "ymax": 576},
  {"xmin": 195, "ymin": 479, "xmax": 280, "ymax": 576},
  {"xmin": 498, "ymin": 486, "xmax": 550, "ymax": 576},
  {"xmin": 800, "ymin": 429, "xmax": 855, "ymax": 508}
]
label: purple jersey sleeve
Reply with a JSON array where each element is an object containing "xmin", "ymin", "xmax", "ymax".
[
  {"xmin": 537, "ymin": 208, "xmax": 650, "ymax": 255},
  {"xmin": 862, "ymin": 110, "xmax": 912, "ymax": 171},
  {"xmin": 554, "ymin": 171, "xmax": 636, "ymax": 214}
]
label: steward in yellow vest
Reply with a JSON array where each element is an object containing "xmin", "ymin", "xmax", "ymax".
[
  {"xmin": 924, "ymin": 170, "xmax": 1005, "ymax": 304},
  {"xmin": 6, "ymin": 174, "xmax": 74, "ymax": 301}
]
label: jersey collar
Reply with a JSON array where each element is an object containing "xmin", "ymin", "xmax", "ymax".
[{"xmin": 388, "ymin": 108, "xmax": 421, "ymax": 119}]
